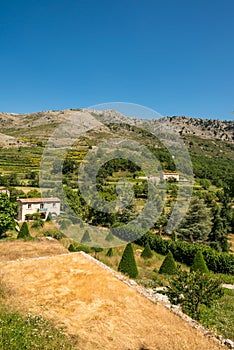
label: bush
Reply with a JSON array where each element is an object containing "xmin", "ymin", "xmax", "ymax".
[
  {"xmin": 159, "ymin": 251, "xmax": 178, "ymax": 275},
  {"xmin": 166, "ymin": 271, "xmax": 224, "ymax": 320},
  {"xmin": 81, "ymin": 230, "xmax": 91, "ymax": 244},
  {"xmin": 31, "ymin": 219, "xmax": 44, "ymax": 228},
  {"xmin": 141, "ymin": 242, "xmax": 153, "ymax": 259},
  {"xmin": 43, "ymin": 228, "xmax": 65, "ymax": 240},
  {"xmin": 118, "ymin": 243, "xmax": 138, "ymax": 278},
  {"xmin": 190, "ymin": 251, "xmax": 209, "ymax": 273},
  {"xmin": 68, "ymin": 243, "xmax": 91, "ymax": 253},
  {"xmin": 135, "ymin": 232, "xmax": 234, "ymax": 275},
  {"xmin": 17, "ymin": 222, "xmax": 31, "ymax": 240},
  {"xmin": 105, "ymin": 232, "xmax": 114, "ymax": 242},
  {"xmin": 106, "ymin": 247, "xmax": 114, "ymax": 257}
]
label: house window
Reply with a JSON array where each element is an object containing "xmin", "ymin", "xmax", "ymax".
[
  {"xmin": 53, "ymin": 202, "xmax": 56, "ymax": 207},
  {"xmin": 28, "ymin": 204, "xmax": 31, "ymax": 209},
  {"xmin": 40, "ymin": 203, "xmax": 44, "ymax": 209}
]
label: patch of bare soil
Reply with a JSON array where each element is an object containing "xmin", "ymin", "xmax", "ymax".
[{"xmin": 0, "ymin": 248, "xmax": 224, "ymax": 350}]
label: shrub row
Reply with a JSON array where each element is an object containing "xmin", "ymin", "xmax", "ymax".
[{"xmin": 135, "ymin": 233, "xmax": 234, "ymax": 275}]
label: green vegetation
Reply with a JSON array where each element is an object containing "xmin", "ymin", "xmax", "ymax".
[
  {"xmin": 17, "ymin": 222, "xmax": 31, "ymax": 240},
  {"xmin": 0, "ymin": 193, "xmax": 17, "ymax": 238},
  {"xmin": 190, "ymin": 251, "xmax": 209, "ymax": 273},
  {"xmin": 118, "ymin": 243, "xmax": 138, "ymax": 278},
  {"xmin": 136, "ymin": 233, "xmax": 234, "ymax": 275},
  {"xmin": 166, "ymin": 271, "xmax": 224, "ymax": 320},
  {"xmin": 68, "ymin": 243, "xmax": 91, "ymax": 253},
  {"xmin": 177, "ymin": 197, "xmax": 212, "ymax": 244},
  {"xmin": 105, "ymin": 231, "xmax": 114, "ymax": 242},
  {"xmin": 140, "ymin": 242, "xmax": 153, "ymax": 259},
  {"xmin": 158, "ymin": 251, "xmax": 178, "ymax": 275},
  {"xmin": 0, "ymin": 309, "xmax": 78, "ymax": 349},
  {"xmin": 106, "ymin": 247, "xmax": 114, "ymax": 257},
  {"xmin": 199, "ymin": 288, "xmax": 234, "ymax": 340},
  {"xmin": 0, "ymin": 113, "xmax": 234, "ymax": 344},
  {"xmin": 81, "ymin": 230, "xmax": 91, "ymax": 243},
  {"xmin": 96, "ymin": 243, "xmax": 234, "ymax": 340}
]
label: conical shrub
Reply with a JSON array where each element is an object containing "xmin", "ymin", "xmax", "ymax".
[
  {"xmin": 46, "ymin": 212, "xmax": 52, "ymax": 222},
  {"xmin": 118, "ymin": 243, "xmax": 138, "ymax": 278},
  {"xmin": 141, "ymin": 242, "xmax": 153, "ymax": 259},
  {"xmin": 105, "ymin": 232, "xmax": 114, "ymax": 241},
  {"xmin": 159, "ymin": 251, "xmax": 178, "ymax": 275},
  {"xmin": 190, "ymin": 251, "xmax": 209, "ymax": 273},
  {"xmin": 17, "ymin": 222, "xmax": 31, "ymax": 240},
  {"xmin": 68, "ymin": 244, "xmax": 75, "ymax": 252},
  {"xmin": 106, "ymin": 247, "xmax": 114, "ymax": 257},
  {"xmin": 81, "ymin": 230, "xmax": 91, "ymax": 244}
]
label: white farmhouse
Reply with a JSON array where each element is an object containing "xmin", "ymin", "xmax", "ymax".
[
  {"xmin": 161, "ymin": 172, "xmax": 180, "ymax": 181},
  {"xmin": 16, "ymin": 198, "xmax": 60, "ymax": 222}
]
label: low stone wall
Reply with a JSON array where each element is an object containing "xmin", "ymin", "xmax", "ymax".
[{"xmin": 79, "ymin": 251, "xmax": 234, "ymax": 349}]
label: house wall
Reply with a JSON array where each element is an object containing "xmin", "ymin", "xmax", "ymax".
[
  {"xmin": 163, "ymin": 173, "xmax": 180, "ymax": 181},
  {"xmin": 18, "ymin": 201, "xmax": 60, "ymax": 221}
]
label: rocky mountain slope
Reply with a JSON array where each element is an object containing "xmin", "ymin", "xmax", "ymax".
[{"xmin": 0, "ymin": 109, "xmax": 233, "ymax": 146}]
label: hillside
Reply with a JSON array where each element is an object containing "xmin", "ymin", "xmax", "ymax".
[
  {"xmin": 0, "ymin": 241, "xmax": 225, "ymax": 350},
  {"xmin": 0, "ymin": 109, "xmax": 233, "ymax": 187},
  {"xmin": 0, "ymin": 109, "xmax": 233, "ymax": 144}
]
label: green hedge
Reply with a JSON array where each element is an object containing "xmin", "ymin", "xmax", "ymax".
[{"xmin": 135, "ymin": 233, "xmax": 234, "ymax": 275}]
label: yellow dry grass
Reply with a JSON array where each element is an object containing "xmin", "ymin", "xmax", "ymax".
[
  {"xmin": 0, "ymin": 241, "xmax": 225, "ymax": 350},
  {"xmin": 0, "ymin": 239, "xmax": 68, "ymax": 262},
  {"xmin": 228, "ymin": 233, "xmax": 234, "ymax": 253}
]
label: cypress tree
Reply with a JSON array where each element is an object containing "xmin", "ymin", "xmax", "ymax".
[
  {"xmin": 159, "ymin": 251, "xmax": 178, "ymax": 275},
  {"xmin": 190, "ymin": 251, "xmax": 209, "ymax": 273},
  {"xmin": 68, "ymin": 244, "xmax": 75, "ymax": 252},
  {"xmin": 141, "ymin": 242, "xmax": 153, "ymax": 259},
  {"xmin": 106, "ymin": 247, "xmax": 114, "ymax": 257},
  {"xmin": 118, "ymin": 243, "xmax": 138, "ymax": 278},
  {"xmin": 46, "ymin": 212, "xmax": 52, "ymax": 222},
  {"xmin": 17, "ymin": 222, "xmax": 31, "ymax": 240},
  {"xmin": 105, "ymin": 232, "xmax": 114, "ymax": 242},
  {"xmin": 81, "ymin": 230, "xmax": 91, "ymax": 244}
]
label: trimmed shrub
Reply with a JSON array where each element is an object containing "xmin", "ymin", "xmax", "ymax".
[
  {"xmin": 159, "ymin": 251, "xmax": 178, "ymax": 275},
  {"xmin": 118, "ymin": 243, "xmax": 138, "ymax": 278},
  {"xmin": 46, "ymin": 212, "xmax": 52, "ymax": 222},
  {"xmin": 190, "ymin": 251, "xmax": 209, "ymax": 273},
  {"xmin": 135, "ymin": 232, "xmax": 234, "ymax": 275},
  {"xmin": 141, "ymin": 242, "xmax": 153, "ymax": 259},
  {"xmin": 68, "ymin": 244, "xmax": 76, "ymax": 252},
  {"xmin": 17, "ymin": 222, "xmax": 31, "ymax": 240},
  {"xmin": 105, "ymin": 232, "xmax": 114, "ymax": 241},
  {"xmin": 81, "ymin": 230, "xmax": 91, "ymax": 244},
  {"xmin": 106, "ymin": 248, "xmax": 113, "ymax": 257},
  {"xmin": 59, "ymin": 219, "xmax": 72, "ymax": 230}
]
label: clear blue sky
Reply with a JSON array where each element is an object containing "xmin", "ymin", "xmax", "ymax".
[{"xmin": 0, "ymin": 0, "xmax": 233, "ymax": 120}]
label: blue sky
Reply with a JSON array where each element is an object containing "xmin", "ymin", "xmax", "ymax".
[{"xmin": 0, "ymin": 0, "xmax": 233, "ymax": 120}]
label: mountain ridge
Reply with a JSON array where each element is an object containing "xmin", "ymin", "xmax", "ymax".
[{"xmin": 0, "ymin": 109, "xmax": 233, "ymax": 146}]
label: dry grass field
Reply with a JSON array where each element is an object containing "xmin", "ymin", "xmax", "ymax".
[
  {"xmin": 0, "ymin": 241, "xmax": 226, "ymax": 350},
  {"xmin": 0, "ymin": 239, "xmax": 68, "ymax": 262}
]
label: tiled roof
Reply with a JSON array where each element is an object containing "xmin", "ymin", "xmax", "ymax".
[{"xmin": 17, "ymin": 198, "xmax": 60, "ymax": 204}]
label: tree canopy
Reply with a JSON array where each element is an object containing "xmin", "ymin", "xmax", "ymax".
[{"xmin": 0, "ymin": 193, "xmax": 17, "ymax": 238}]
